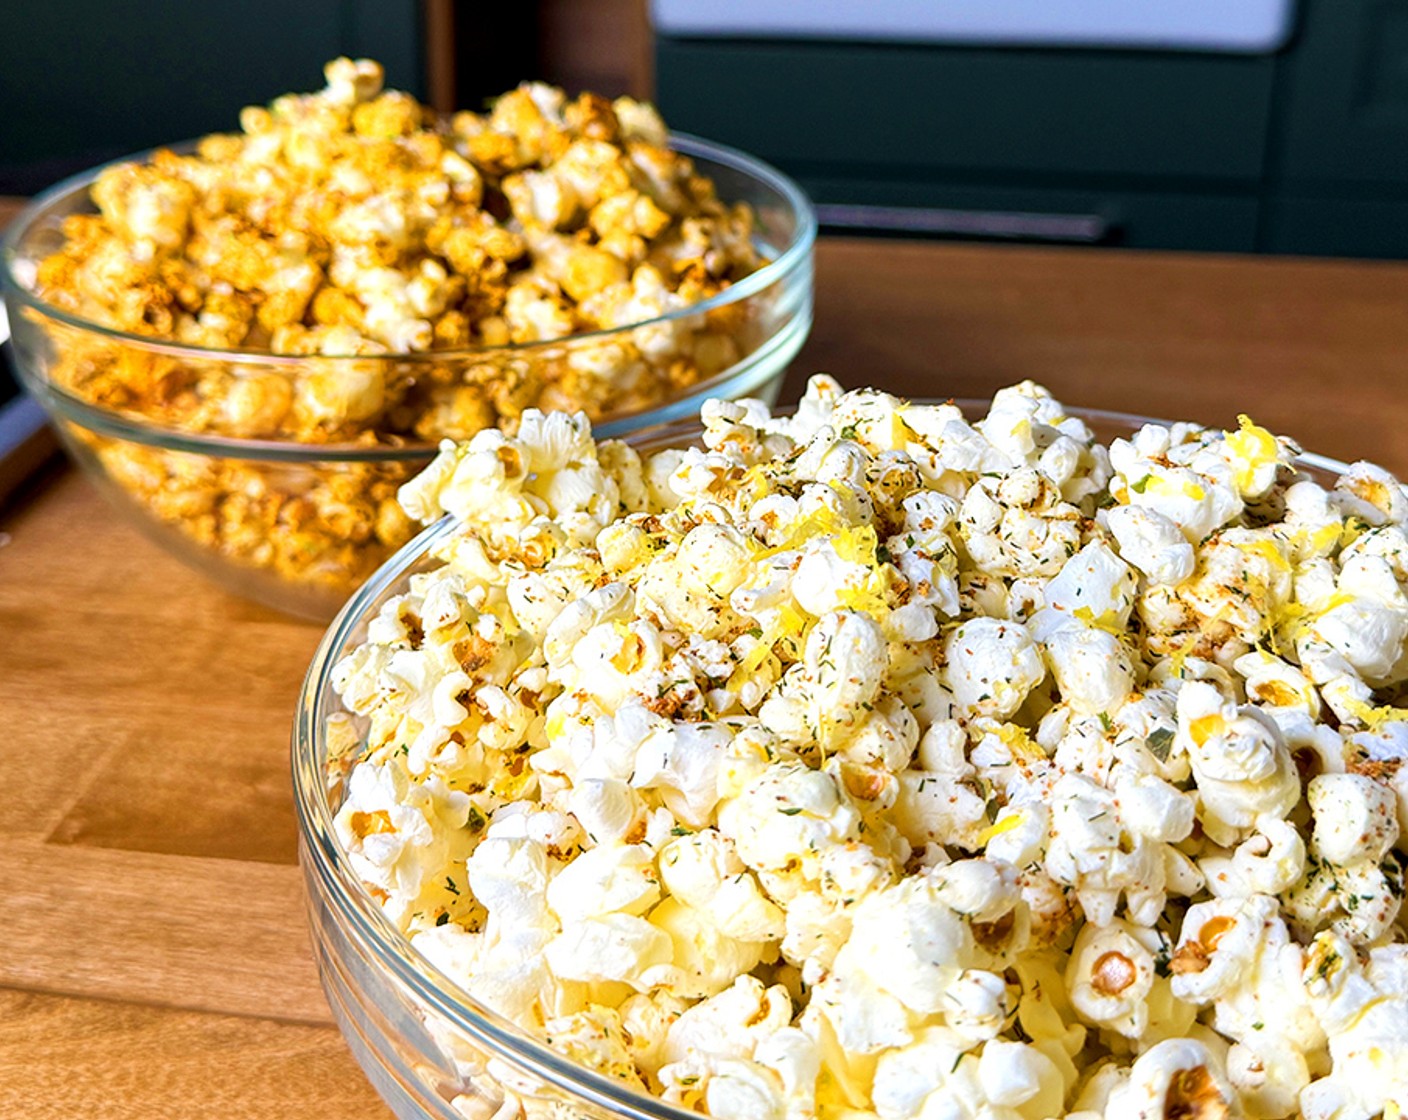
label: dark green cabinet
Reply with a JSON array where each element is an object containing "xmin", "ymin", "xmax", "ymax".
[
  {"xmin": 656, "ymin": 0, "xmax": 1408, "ymax": 257},
  {"xmin": 0, "ymin": 0, "xmax": 423, "ymax": 192}
]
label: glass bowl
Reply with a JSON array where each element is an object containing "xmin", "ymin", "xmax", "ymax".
[
  {"xmin": 292, "ymin": 401, "xmax": 1351, "ymax": 1120},
  {"xmin": 0, "ymin": 133, "xmax": 815, "ymax": 620}
]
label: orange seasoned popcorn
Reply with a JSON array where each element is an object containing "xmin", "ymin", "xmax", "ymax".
[
  {"xmin": 25, "ymin": 59, "xmax": 775, "ymax": 606},
  {"xmin": 33, "ymin": 58, "xmax": 767, "ymax": 444}
]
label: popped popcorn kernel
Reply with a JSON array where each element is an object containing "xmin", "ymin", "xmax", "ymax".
[
  {"xmin": 327, "ymin": 378, "xmax": 1408, "ymax": 1120},
  {"xmin": 29, "ymin": 60, "xmax": 773, "ymax": 597}
]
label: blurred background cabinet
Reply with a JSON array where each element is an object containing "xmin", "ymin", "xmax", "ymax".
[
  {"xmin": 4, "ymin": 0, "xmax": 1408, "ymax": 255},
  {"xmin": 0, "ymin": 0, "xmax": 423, "ymax": 194},
  {"xmin": 1265, "ymin": 0, "xmax": 1408, "ymax": 255},
  {"xmin": 653, "ymin": 0, "xmax": 1408, "ymax": 256}
]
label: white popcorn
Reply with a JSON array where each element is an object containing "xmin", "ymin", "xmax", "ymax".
[
  {"xmin": 335, "ymin": 761, "xmax": 475, "ymax": 926},
  {"xmin": 1305, "ymin": 550, "xmax": 1408, "ymax": 686},
  {"xmin": 1170, "ymin": 895, "xmax": 1281, "ymax": 1006},
  {"xmin": 539, "ymin": 1007, "xmax": 644, "ymax": 1088},
  {"xmin": 543, "ymin": 842, "xmax": 659, "ymax": 922},
  {"xmin": 1103, "ymin": 1038, "xmax": 1238, "ymax": 1120},
  {"xmin": 1234, "ymin": 649, "xmax": 1321, "ymax": 735},
  {"xmin": 1065, "ymin": 920, "xmax": 1157, "ymax": 1039},
  {"xmin": 944, "ymin": 968, "xmax": 1017, "ymax": 1043},
  {"xmin": 649, "ymin": 897, "xmax": 770, "ymax": 1000},
  {"xmin": 327, "ymin": 383, "xmax": 1408, "ymax": 1120},
  {"xmin": 1345, "ymin": 719, "xmax": 1408, "ymax": 845},
  {"xmin": 618, "ymin": 989, "xmax": 688, "ymax": 1076},
  {"xmin": 1175, "ymin": 681, "xmax": 1300, "ymax": 845},
  {"xmin": 1040, "ymin": 625, "xmax": 1138, "ymax": 717},
  {"xmin": 959, "ymin": 469, "xmax": 1084, "ymax": 579},
  {"xmin": 1044, "ymin": 773, "xmax": 1168, "ymax": 927},
  {"xmin": 943, "ymin": 617, "xmax": 1047, "ymax": 720},
  {"xmin": 1035, "ymin": 540, "xmax": 1137, "ymax": 628},
  {"xmin": 872, "ymin": 1028, "xmax": 1064, "ymax": 1120},
  {"xmin": 564, "ymin": 778, "xmax": 643, "ymax": 845},
  {"xmin": 977, "ymin": 1039, "xmax": 1065, "ymax": 1114},
  {"xmin": 663, "ymin": 976, "xmax": 794, "ymax": 1066},
  {"xmin": 631, "ymin": 720, "xmax": 732, "ymax": 827},
  {"xmin": 658, "ymin": 830, "xmax": 785, "ymax": 942},
  {"xmin": 1307, "ymin": 772, "xmax": 1399, "ymax": 866},
  {"xmin": 718, "ymin": 762, "xmax": 862, "ymax": 880},
  {"xmin": 700, "ymin": 1060, "xmax": 787, "ymax": 1120},
  {"xmin": 1105, "ymin": 504, "xmax": 1196, "ymax": 585},
  {"xmin": 984, "ymin": 803, "xmax": 1049, "ymax": 868},
  {"xmin": 542, "ymin": 912, "xmax": 674, "ymax": 990},
  {"xmin": 1199, "ymin": 818, "xmax": 1307, "ymax": 898},
  {"xmin": 1333, "ymin": 460, "xmax": 1408, "ymax": 525},
  {"xmin": 1110, "ymin": 429, "xmax": 1242, "ymax": 543},
  {"xmin": 1300, "ymin": 934, "xmax": 1408, "ymax": 1120}
]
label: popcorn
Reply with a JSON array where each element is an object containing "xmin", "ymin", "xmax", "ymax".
[
  {"xmin": 327, "ymin": 378, "xmax": 1408, "ymax": 1120},
  {"xmin": 1103, "ymin": 1039, "xmax": 1239, "ymax": 1120},
  {"xmin": 1300, "ymin": 934, "xmax": 1408, "ymax": 1120},
  {"xmin": 1199, "ymin": 818, "xmax": 1307, "ymax": 898},
  {"xmin": 943, "ymin": 617, "xmax": 1047, "ymax": 720},
  {"xmin": 1044, "ymin": 772, "xmax": 1172, "ymax": 927},
  {"xmin": 1175, "ymin": 681, "xmax": 1300, "ymax": 845},
  {"xmin": 543, "ymin": 841, "xmax": 659, "ymax": 921},
  {"xmin": 872, "ymin": 1029, "xmax": 1065, "ymax": 1120},
  {"xmin": 1307, "ymin": 772, "xmax": 1399, "ymax": 866},
  {"xmin": 658, "ymin": 831, "xmax": 785, "ymax": 942},
  {"xmin": 958, "ymin": 469, "xmax": 1084, "ymax": 579},
  {"xmin": 649, "ymin": 896, "xmax": 775, "ymax": 1000},
  {"xmin": 35, "ymin": 60, "xmax": 769, "ymax": 596},
  {"xmin": 663, "ymin": 976, "xmax": 794, "ymax": 1066},
  {"xmin": 542, "ymin": 912, "xmax": 675, "ymax": 991},
  {"xmin": 1065, "ymin": 919, "xmax": 1159, "ymax": 1039},
  {"xmin": 718, "ymin": 762, "xmax": 863, "ymax": 882}
]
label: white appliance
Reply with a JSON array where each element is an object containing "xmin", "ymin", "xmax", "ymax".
[{"xmin": 652, "ymin": 0, "xmax": 1297, "ymax": 54}]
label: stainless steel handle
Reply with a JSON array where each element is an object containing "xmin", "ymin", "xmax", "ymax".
[{"xmin": 814, "ymin": 202, "xmax": 1111, "ymax": 243}]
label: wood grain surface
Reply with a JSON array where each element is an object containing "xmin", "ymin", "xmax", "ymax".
[{"xmin": 6, "ymin": 228, "xmax": 1408, "ymax": 1115}]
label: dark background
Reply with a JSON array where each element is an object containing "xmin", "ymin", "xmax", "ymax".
[{"xmin": 2, "ymin": 0, "xmax": 1407, "ymax": 256}]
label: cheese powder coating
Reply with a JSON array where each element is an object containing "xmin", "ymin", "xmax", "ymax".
[{"xmin": 329, "ymin": 378, "xmax": 1408, "ymax": 1120}]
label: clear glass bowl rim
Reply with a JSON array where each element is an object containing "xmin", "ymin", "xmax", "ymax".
[
  {"xmin": 291, "ymin": 397, "xmax": 1352, "ymax": 1120},
  {"xmin": 1, "ymin": 131, "xmax": 817, "ymax": 463}
]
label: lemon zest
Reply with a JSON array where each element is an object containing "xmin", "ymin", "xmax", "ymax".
[
  {"xmin": 996, "ymin": 722, "xmax": 1044, "ymax": 760},
  {"xmin": 1072, "ymin": 606, "xmax": 1127, "ymax": 637},
  {"xmin": 1226, "ymin": 414, "xmax": 1280, "ymax": 493},
  {"xmin": 891, "ymin": 409, "xmax": 913, "ymax": 450},
  {"xmin": 1241, "ymin": 538, "xmax": 1291, "ymax": 573},
  {"xmin": 1144, "ymin": 473, "xmax": 1207, "ymax": 502},
  {"xmin": 1189, "ymin": 713, "xmax": 1227, "ymax": 747},
  {"xmin": 979, "ymin": 811, "xmax": 1025, "ymax": 847},
  {"xmin": 1342, "ymin": 698, "xmax": 1408, "ymax": 731},
  {"xmin": 1308, "ymin": 523, "xmax": 1341, "ymax": 555},
  {"xmin": 1169, "ymin": 630, "xmax": 1202, "ymax": 675},
  {"xmin": 727, "ymin": 602, "xmax": 810, "ymax": 692}
]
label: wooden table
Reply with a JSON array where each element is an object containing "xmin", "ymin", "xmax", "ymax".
[{"xmin": 6, "ymin": 230, "xmax": 1408, "ymax": 1115}]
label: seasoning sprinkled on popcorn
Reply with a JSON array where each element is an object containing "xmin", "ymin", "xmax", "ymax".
[
  {"xmin": 329, "ymin": 377, "xmax": 1408, "ymax": 1120},
  {"xmin": 37, "ymin": 58, "xmax": 765, "ymax": 441},
  {"xmin": 29, "ymin": 59, "xmax": 775, "ymax": 597}
]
